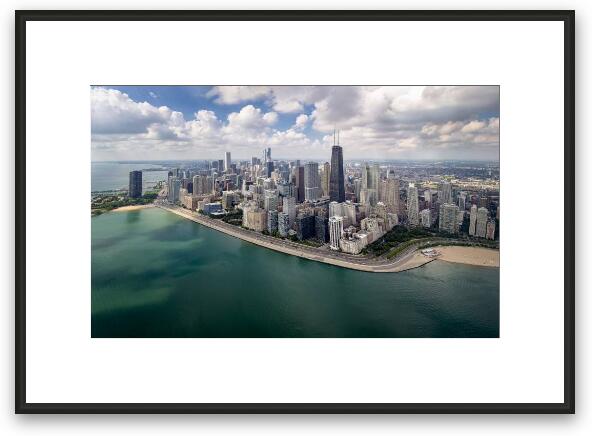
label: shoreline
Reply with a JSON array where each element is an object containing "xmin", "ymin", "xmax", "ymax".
[
  {"xmin": 437, "ymin": 245, "xmax": 499, "ymax": 267},
  {"xmin": 111, "ymin": 204, "xmax": 155, "ymax": 212},
  {"xmin": 153, "ymin": 204, "xmax": 499, "ymax": 273}
]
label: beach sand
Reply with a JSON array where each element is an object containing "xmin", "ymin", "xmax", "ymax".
[
  {"xmin": 390, "ymin": 251, "xmax": 435, "ymax": 271},
  {"xmin": 436, "ymin": 246, "xmax": 499, "ymax": 267},
  {"xmin": 112, "ymin": 204, "xmax": 154, "ymax": 212}
]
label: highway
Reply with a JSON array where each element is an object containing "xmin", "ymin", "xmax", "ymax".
[{"xmin": 154, "ymin": 200, "xmax": 446, "ymax": 273}]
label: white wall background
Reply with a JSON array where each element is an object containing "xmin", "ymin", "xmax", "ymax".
[{"xmin": 1, "ymin": 0, "xmax": 588, "ymax": 435}]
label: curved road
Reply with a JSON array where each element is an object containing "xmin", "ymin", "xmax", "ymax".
[{"xmin": 155, "ymin": 202, "xmax": 448, "ymax": 273}]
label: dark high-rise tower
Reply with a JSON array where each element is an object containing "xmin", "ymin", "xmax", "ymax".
[
  {"xmin": 266, "ymin": 161, "xmax": 275, "ymax": 178},
  {"xmin": 128, "ymin": 170, "xmax": 142, "ymax": 198},
  {"xmin": 295, "ymin": 166, "xmax": 305, "ymax": 203},
  {"xmin": 329, "ymin": 130, "xmax": 345, "ymax": 203}
]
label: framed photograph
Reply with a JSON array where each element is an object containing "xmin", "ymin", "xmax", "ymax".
[{"xmin": 15, "ymin": 10, "xmax": 574, "ymax": 413}]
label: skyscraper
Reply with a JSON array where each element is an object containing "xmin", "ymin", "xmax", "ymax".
[
  {"xmin": 329, "ymin": 215, "xmax": 344, "ymax": 251},
  {"xmin": 469, "ymin": 204, "xmax": 478, "ymax": 236},
  {"xmin": 315, "ymin": 215, "xmax": 329, "ymax": 243},
  {"xmin": 370, "ymin": 163, "xmax": 380, "ymax": 190},
  {"xmin": 224, "ymin": 152, "xmax": 231, "ymax": 172},
  {"xmin": 329, "ymin": 201, "xmax": 344, "ymax": 218},
  {"xmin": 277, "ymin": 212, "xmax": 290, "ymax": 237},
  {"xmin": 265, "ymin": 161, "xmax": 275, "ymax": 178},
  {"xmin": 407, "ymin": 183, "xmax": 420, "ymax": 226},
  {"xmin": 361, "ymin": 163, "xmax": 370, "ymax": 190},
  {"xmin": 439, "ymin": 203, "xmax": 459, "ymax": 233},
  {"xmin": 192, "ymin": 175, "xmax": 210, "ymax": 196},
  {"xmin": 420, "ymin": 208, "xmax": 431, "ymax": 228},
  {"xmin": 167, "ymin": 177, "xmax": 181, "ymax": 203},
  {"xmin": 295, "ymin": 166, "xmax": 305, "ymax": 203},
  {"xmin": 458, "ymin": 192, "xmax": 467, "ymax": 211},
  {"xmin": 304, "ymin": 162, "xmax": 321, "ymax": 201},
  {"xmin": 440, "ymin": 181, "xmax": 452, "ymax": 204},
  {"xmin": 267, "ymin": 210, "xmax": 278, "ymax": 234},
  {"xmin": 344, "ymin": 202, "xmax": 357, "ymax": 226},
  {"xmin": 476, "ymin": 207, "xmax": 489, "ymax": 238},
  {"xmin": 329, "ymin": 132, "xmax": 345, "ymax": 203},
  {"xmin": 264, "ymin": 189, "xmax": 279, "ymax": 211},
  {"xmin": 282, "ymin": 196, "xmax": 296, "ymax": 226},
  {"xmin": 128, "ymin": 170, "xmax": 142, "ymax": 198},
  {"xmin": 385, "ymin": 178, "xmax": 400, "ymax": 213},
  {"xmin": 321, "ymin": 162, "xmax": 331, "ymax": 197},
  {"xmin": 295, "ymin": 215, "xmax": 315, "ymax": 240}
]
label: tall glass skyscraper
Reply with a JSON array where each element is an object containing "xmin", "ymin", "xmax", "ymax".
[
  {"xmin": 295, "ymin": 166, "xmax": 305, "ymax": 203},
  {"xmin": 329, "ymin": 145, "xmax": 345, "ymax": 202},
  {"xmin": 128, "ymin": 170, "xmax": 142, "ymax": 198},
  {"xmin": 304, "ymin": 162, "xmax": 320, "ymax": 201}
]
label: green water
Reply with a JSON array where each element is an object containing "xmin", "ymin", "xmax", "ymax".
[{"xmin": 91, "ymin": 208, "xmax": 499, "ymax": 338}]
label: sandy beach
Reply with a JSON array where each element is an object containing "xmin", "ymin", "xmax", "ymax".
[
  {"xmin": 436, "ymin": 246, "xmax": 499, "ymax": 267},
  {"xmin": 112, "ymin": 204, "xmax": 154, "ymax": 212}
]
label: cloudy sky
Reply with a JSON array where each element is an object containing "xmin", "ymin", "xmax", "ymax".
[{"xmin": 91, "ymin": 85, "xmax": 499, "ymax": 162}]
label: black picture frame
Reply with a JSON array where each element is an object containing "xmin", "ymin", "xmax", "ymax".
[{"xmin": 15, "ymin": 9, "xmax": 575, "ymax": 414}]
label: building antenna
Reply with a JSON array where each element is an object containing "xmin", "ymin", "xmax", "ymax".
[
  {"xmin": 337, "ymin": 130, "xmax": 340, "ymax": 146},
  {"xmin": 333, "ymin": 128, "xmax": 336, "ymax": 146}
]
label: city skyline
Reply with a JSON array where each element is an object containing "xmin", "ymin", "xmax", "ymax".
[{"xmin": 91, "ymin": 85, "xmax": 500, "ymax": 162}]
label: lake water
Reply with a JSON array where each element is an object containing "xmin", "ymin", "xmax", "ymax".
[
  {"xmin": 91, "ymin": 207, "xmax": 500, "ymax": 338},
  {"xmin": 91, "ymin": 161, "xmax": 169, "ymax": 192}
]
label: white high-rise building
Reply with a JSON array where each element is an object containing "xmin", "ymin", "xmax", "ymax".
[
  {"xmin": 329, "ymin": 216, "xmax": 344, "ymax": 251},
  {"xmin": 329, "ymin": 201, "xmax": 344, "ymax": 218},
  {"xmin": 407, "ymin": 183, "xmax": 420, "ymax": 226},
  {"xmin": 224, "ymin": 151, "xmax": 231, "ymax": 172},
  {"xmin": 264, "ymin": 189, "xmax": 279, "ymax": 211},
  {"xmin": 344, "ymin": 202, "xmax": 357, "ymax": 226},
  {"xmin": 282, "ymin": 196, "xmax": 296, "ymax": 226},
  {"xmin": 304, "ymin": 162, "xmax": 321, "ymax": 201},
  {"xmin": 469, "ymin": 204, "xmax": 478, "ymax": 236},
  {"xmin": 486, "ymin": 220, "xmax": 496, "ymax": 240},
  {"xmin": 476, "ymin": 207, "xmax": 489, "ymax": 238},
  {"xmin": 277, "ymin": 212, "xmax": 290, "ymax": 237}
]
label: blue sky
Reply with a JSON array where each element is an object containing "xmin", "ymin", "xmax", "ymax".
[
  {"xmin": 91, "ymin": 85, "xmax": 500, "ymax": 161},
  {"xmin": 93, "ymin": 85, "xmax": 318, "ymax": 137}
]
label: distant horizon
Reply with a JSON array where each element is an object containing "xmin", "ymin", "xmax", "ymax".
[
  {"xmin": 91, "ymin": 158, "xmax": 500, "ymax": 164},
  {"xmin": 91, "ymin": 85, "xmax": 500, "ymax": 162}
]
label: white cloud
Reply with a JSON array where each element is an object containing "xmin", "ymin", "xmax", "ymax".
[
  {"xmin": 91, "ymin": 87, "xmax": 170, "ymax": 134},
  {"xmin": 206, "ymin": 86, "xmax": 270, "ymax": 105},
  {"xmin": 294, "ymin": 114, "xmax": 309, "ymax": 129},
  {"xmin": 92, "ymin": 86, "xmax": 499, "ymax": 160},
  {"xmin": 225, "ymin": 105, "xmax": 278, "ymax": 131}
]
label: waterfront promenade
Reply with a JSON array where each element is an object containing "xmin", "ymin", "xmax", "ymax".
[{"xmin": 155, "ymin": 203, "xmax": 439, "ymax": 273}]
